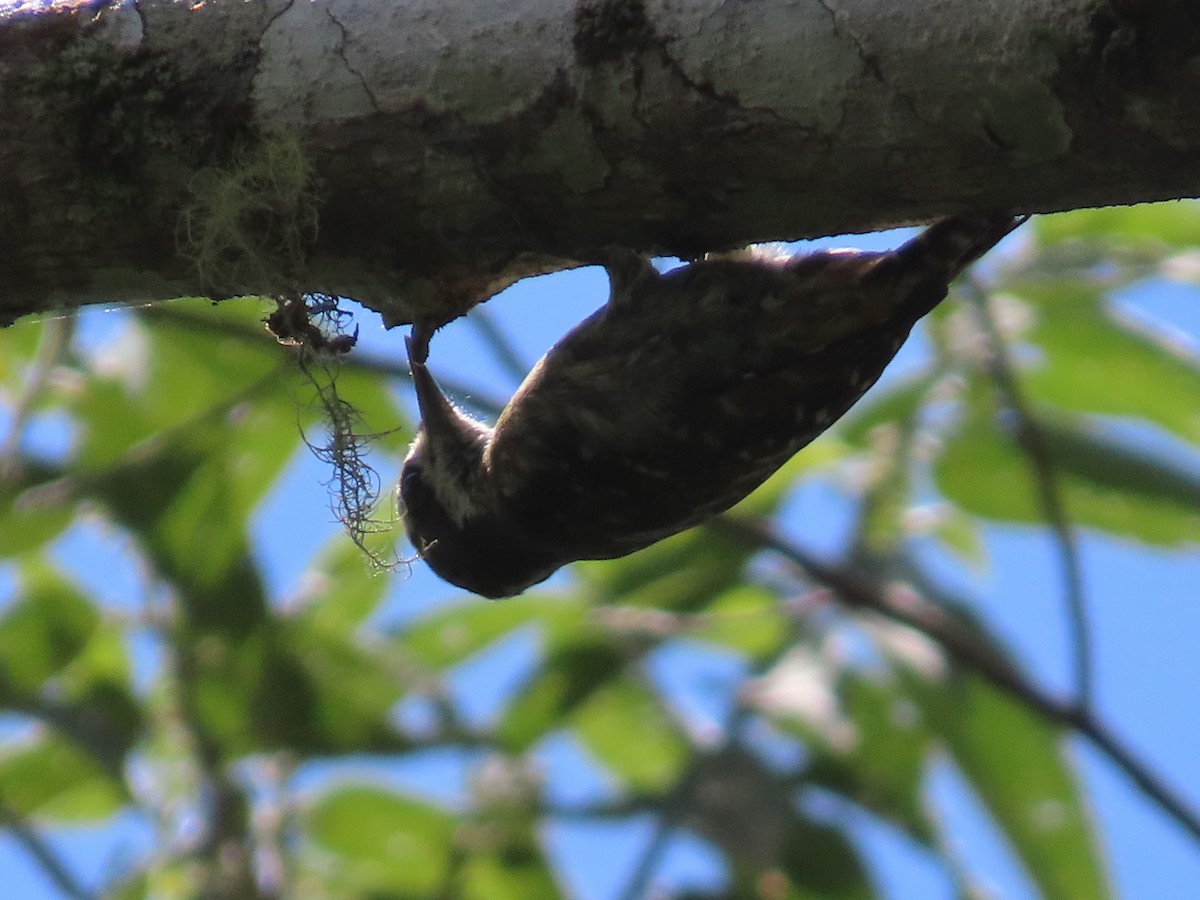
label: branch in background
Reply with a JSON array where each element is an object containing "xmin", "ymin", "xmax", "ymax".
[
  {"xmin": 0, "ymin": 316, "xmax": 74, "ymax": 481},
  {"xmin": 614, "ymin": 609, "xmax": 801, "ymax": 900},
  {"xmin": 470, "ymin": 307, "xmax": 529, "ymax": 384},
  {"xmin": 965, "ymin": 280, "xmax": 1093, "ymax": 707},
  {"xmin": 0, "ymin": 800, "xmax": 93, "ymax": 900},
  {"xmin": 615, "ymin": 770, "xmax": 697, "ymax": 900},
  {"xmin": 717, "ymin": 516, "xmax": 1200, "ymax": 844},
  {"xmin": 138, "ymin": 305, "xmax": 507, "ymax": 419},
  {"xmin": 167, "ymin": 620, "xmax": 270, "ymax": 900}
]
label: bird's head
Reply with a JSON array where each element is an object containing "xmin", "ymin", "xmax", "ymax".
[{"xmin": 399, "ymin": 333, "xmax": 559, "ymax": 598}]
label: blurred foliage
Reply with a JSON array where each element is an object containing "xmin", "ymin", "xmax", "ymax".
[{"xmin": 0, "ymin": 203, "xmax": 1199, "ymax": 898}]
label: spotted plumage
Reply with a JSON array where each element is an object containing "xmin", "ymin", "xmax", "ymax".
[{"xmin": 400, "ymin": 214, "xmax": 1025, "ymax": 597}]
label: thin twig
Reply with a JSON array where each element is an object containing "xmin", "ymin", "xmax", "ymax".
[
  {"xmin": 470, "ymin": 307, "xmax": 528, "ymax": 383},
  {"xmin": 1078, "ymin": 711, "xmax": 1200, "ymax": 843},
  {"xmin": 715, "ymin": 516, "xmax": 1200, "ymax": 844},
  {"xmin": 138, "ymin": 305, "xmax": 507, "ymax": 418},
  {"xmin": 615, "ymin": 779, "xmax": 693, "ymax": 900},
  {"xmin": 0, "ymin": 800, "xmax": 93, "ymax": 900},
  {"xmin": 0, "ymin": 316, "xmax": 74, "ymax": 481},
  {"xmin": 965, "ymin": 281, "xmax": 1092, "ymax": 707},
  {"xmin": 615, "ymin": 620, "xmax": 793, "ymax": 900}
]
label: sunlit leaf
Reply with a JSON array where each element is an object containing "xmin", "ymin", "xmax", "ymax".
[
  {"xmin": 0, "ymin": 467, "xmax": 73, "ymax": 557},
  {"xmin": 571, "ymin": 677, "xmax": 689, "ymax": 793},
  {"xmin": 1035, "ymin": 203, "xmax": 1200, "ymax": 248},
  {"xmin": 298, "ymin": 538, "xmax": 395, "ymax": 632},
  {"xmin": 459, "ymin": 849, "xmax": 561, "ymax": 900},
  {"xmin": 136, "ymin": 298, "xmax": 286, "ymax": 417},
  {"xmin": 689, "ymin": 585, "xmax": 791, "ymax": 661},
  {"xmin": 400, "ymin": 594, "xmax": 587, "ymax": 672},
  {"xmin": 936, "ymin": 400, "xmax": 1200, "ymax": 546},
  {"xmin": 85, "ymin": 429, "xmax": 270, "ymax": 633},
  {"xmin": 577, "ymin": 525, "xmax": 755, "ymax": 612},
  {"xmin": 935, "ymin": 677, "xmax": 1111, "ymax": 900},
  {"xmin": 0, "ymin": 733, "xmax": 126, "ymax": 821},
  {"xmin": 307, "ymin": 784, "xmax": 454, "ymax": 894},
  {"xmin": 0, "ymin": 316, "xmax": 49, "ymax": 382},
  {"xmin": 498, "ymin": 635, "xmax": 626, "ymax": 751},
  {"xmin": 1014, "ymin": 278, "xmax": 1200, "ymax": 446},
  {"xmin": 0, "ymin": 564, "xmax": 99, "ymax": 693},
  {"xmin": 806, "ymin": 673, "xmax": 935, "ymax": 844},
  {"xmin": 922, "ymin": 505, "xmax": 988, "ymax": 570}
]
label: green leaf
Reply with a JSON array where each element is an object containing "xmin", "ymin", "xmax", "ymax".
[
  {"xmin": 187, "ymin": 628, "xmax": 384, "ymax": 755},
  {"xmin": 498, "ymin": 635, "xmax": 626, "ymax": 751},
  {"xmin": 399, "ymin": 595, "xmax": 586, "ymax": 672},
  {"xmin": 50, "ymin": 680, "xmax": 142, "ymax": 772},
  {"xmin": 936, "ymin": 400, "xmax": 1200, "ymax": 546},
  {"xmin": 135, "ymin": 298, "xmax": 286, "ymax": 415},
  {"xmin": 1034, "ymin": 203, "xmax": 1200, "ymax": 248},
  {"xmin": 307, "ymin": 785, "xmax": 454, "ymax": 894},
  {"xmin": 0, "ymin": 565, "xmax": 99, "ymax": 693},
  {"xmin": 689, "ymin": 584, "xmax": 792, "ymax": 661},
  {"xmin": 284, "ymin": 618, "xmax": 408, "ymax": 752},
  {"xmin": 0, "ymin": 317, "xmax": 49, "ymax": 383},
  {"xmin": 0, "ymin": 734, "xmax": 126, "ymax": 821},
  {"xmin": 577, "ymin": 524, "xmax": 755, "ymax": 612},
  {"xmin": 86, "ymin": 428, "xmax": 270, "ymax": 633},
  {"xmin": 571, "ymin": 677, "xmax": 689, "ymax": 792},
  {"xmin": 1016, "ymin": 278, "xmax": 1200, "ymax": 446},
  {"xmin": 0, "ymin": 470, "xmax": 73, "ymax": 558},
  {"xmin": 71, "ymin": 378, "xmax": 157, "ymax": 470},
  {"xmin": 459, "ymin": 849, "xmax": 561, "ymax": 900},
  {"xmin": 921, "ymin": 505, "xmax": 988, "ymax": 570},
  {"xmin": 71, "ymin": 304, "xmax": 285, "ymax": 470},
  {"xmin": 806, "ymin": 673, "xmax": 935, "ymax": 844},
  {"xmin": 936, "ymin": 677, "xmax": 1111, "ymax": 900},
  {"xmin": 779, "ymin": 819, "xmax": 874, "ymax": 900},
  {"xmin": 299, "ymin": 538, "xmax": 394, "ymax": 633}
]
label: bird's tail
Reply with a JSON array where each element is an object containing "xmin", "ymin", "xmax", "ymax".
[
  {"xmin": 872, "ymin": 212, "xmax": 1027, "ymax": 320},
  {"xmin": 891, "ymin": 212, "xmax": 1027, "ymax": 282}
]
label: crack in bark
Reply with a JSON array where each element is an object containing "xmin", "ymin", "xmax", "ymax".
[
  {"xmin": 325, "ymin": 6, "xmax": 380, "ymax": 114},
  {"xmin": 252, "ymin": 0, "xmax": 297, "ymax": 97},
  {"xmin": 816, "ymin": 0, "xmax": 885, "ymax": 84}
]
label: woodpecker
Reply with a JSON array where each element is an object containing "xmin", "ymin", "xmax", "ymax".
[{"xmin": 400, "ymin": 214, "xmax": 1025, "ymax": 597}]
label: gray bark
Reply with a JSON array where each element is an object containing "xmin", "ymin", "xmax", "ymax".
[{"xmin": 1, "ymin": 0, "xmax": 1197, "ymax": 327}]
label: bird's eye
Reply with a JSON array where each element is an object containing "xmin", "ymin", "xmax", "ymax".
[{"xmin": 399, "ymin": 465, "xmax": 427, "ymax": 508}]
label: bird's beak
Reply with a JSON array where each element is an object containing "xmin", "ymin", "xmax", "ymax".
[{"xmin": 406, "ymin": 327, "xmax": 481, "ymax": 450}]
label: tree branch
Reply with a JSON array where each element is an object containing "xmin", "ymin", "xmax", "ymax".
[
  {"xmin": 470, "ymin": 308, "xmax": 529, "ymax": 385},
  {"xmin": 614, "ymin": 612, "xmax": 799, "ymax": 900},
  {"xmin": 0, "ymin": 316, "xmax": 73, "ymax": 481},
  {"xmin": 714, "ymin": 516, "xmax": 1200, "ymax": 844},
  {"xmin": 0, "ymin": 800, "xmax": 93, "ymax": 900},
  {"xmin": 965, "ymin": 280, "xmax": 1093, "ymax": 707},
  {"xmin": 137, "ymin": 305, "xmax": 508, "ymax": 419},
  {"xmin": 5, "ymin": 1, "xmax": 1200, "ymax": 325}
]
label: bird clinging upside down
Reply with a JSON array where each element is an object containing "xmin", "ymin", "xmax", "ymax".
[{"xmin": 400, "ymin": 213, "xmax": 1025, "ymax": 597}]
